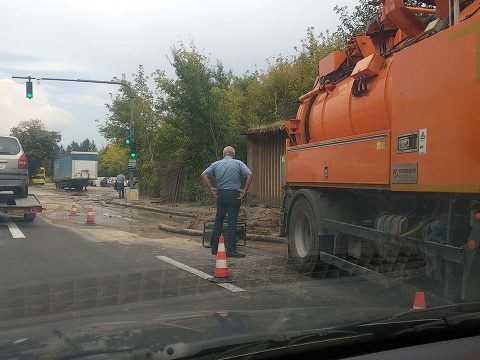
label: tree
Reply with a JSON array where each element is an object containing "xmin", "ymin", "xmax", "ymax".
[
  {"xmin": 65, "ymin": 138, "xmax": 98, "ymax": 152},
  {"xmin": 99, "ymin": 66, "xmax": 163, "ymax": 196},
  {"xmin": 154, "ymin": 43, "xmax": 235, "ymax": 200},
  {"xmin": 334, "ymin": 0, "xmax": 434, "ymax": 41},
  {"xmin": 98, "ymin": 144, "xmax": 129, "ymax": 176},
  {"xmin": 100, "ymin": 29, "xmax": 343, "ymax": 201},
  {"xmin": 10, "ymin": 119, "xmax": 62, "ymax": 176}
]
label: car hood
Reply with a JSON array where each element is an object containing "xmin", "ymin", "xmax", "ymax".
[{"xmin": 0, "ymin": 306, "xmax": 407, "ymax": 359}]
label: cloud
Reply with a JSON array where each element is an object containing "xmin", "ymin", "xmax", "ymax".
[
  {"xmin": 0, "ymin": 60, "xmax": 86, "ymax": 73},
  {"xmin": 58, "ymin": 93, "xmax": 108, "ymax": 107},
  {"xmin": 0, "ymin": 78, "xmax": 74, "ymax": 135},
  {"xmin": 0, "ymin": 52, "xmax": 88, "ymax": 74}
]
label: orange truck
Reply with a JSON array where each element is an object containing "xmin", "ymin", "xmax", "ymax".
[{"xmin": 282, "ymin": 0, "xmax": 480, "ymax": 301}]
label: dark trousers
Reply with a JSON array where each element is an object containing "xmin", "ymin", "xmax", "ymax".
[
  {"xmin": 211, "ymin": 189, "xmax": 241, "ymax": 254},
  {"xmin": 118, "ymin": 184, "xmax": 125, "ymax": 199}
]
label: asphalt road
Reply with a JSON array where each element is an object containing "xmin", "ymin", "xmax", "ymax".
[{"xmin": 0, "ymin": 185, "xmax": 420, "ymax": 333}]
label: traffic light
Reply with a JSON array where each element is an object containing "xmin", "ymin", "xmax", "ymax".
[
  {"xmin": 125, "ymin": 138, "xmax": 131, "ymax": 146},
  {"xmin": 129, "ymin": 143, "xmax": 137, "ymax": 159},
  {"xmin": 26, "ymin": 81, "xmax": 33, "ymax": 99}
]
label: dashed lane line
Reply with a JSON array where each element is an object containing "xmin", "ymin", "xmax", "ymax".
[
  {"xmin": 6, "ymin": 222, "xmax": 25, "ymax": 239},
  {"xmin": 155, "ymin": 255, "xmax": 246, "ymax": 293}
]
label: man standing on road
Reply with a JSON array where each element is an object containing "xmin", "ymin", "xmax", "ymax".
[
  {"xmin": 201, "ymin": 146, "xmax": 253, "ymax": 258},
  {"xmin": 116, "ymin": 173, "xmax": 126, "ymax": 199}
]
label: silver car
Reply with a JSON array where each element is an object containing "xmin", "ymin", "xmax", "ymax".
[{"xmin": 0, "ymin": 136, "xmax": 28, "ymax": 198}]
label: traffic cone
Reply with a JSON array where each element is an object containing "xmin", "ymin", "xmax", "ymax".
[
  {"xmin": 69, "ymin": 201, "xmax": 78, "ymax": 216},
  {"xmin": 413, "ymin": 291, "xmax": 426, "ymax": 310},
  {"xmin": 86, "ymin": 205, "xmax": 95, "ymax": 224},
  {"xmin": 211, "ymin": 236, "xmax": 233, "ymax": 283}
]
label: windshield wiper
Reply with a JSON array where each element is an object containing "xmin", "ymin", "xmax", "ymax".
[
  {"xmin": 386, "ymin": 311, "xmax": 480, "ymax": 338},
  {"xmin": 192, "ymin": 329, "xmax": 374, "ymax": 360},
  {"xmin": 43, "ymin": 345, "xmax": 142, "ymax": 360}
]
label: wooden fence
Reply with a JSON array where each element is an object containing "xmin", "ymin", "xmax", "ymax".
[{"xmin": 246, "ymin": 127, "xmax": 286, "ymax": 206}]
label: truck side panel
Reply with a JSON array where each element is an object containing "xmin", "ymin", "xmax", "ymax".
[
  {"xmin": 285, "ymin": 131, "xmax": 391, "ymax": 186},
  {"xmin": 53, "ymin": 153, "xmax": 73, "ymax": 181},
  {"xmin": 390, "ymin": 15, "xmax": 480, "ymax": 193},
  {"xmin": 72, "ymin": 160, "xmax": 97, "ymax": 179},
  {"xmin": 72, "ymin": 153, "xmax": 98, "ymax": 180}
]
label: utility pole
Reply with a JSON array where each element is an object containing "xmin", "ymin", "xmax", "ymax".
[{"xmin": 12, "ymin": 75, "xmax": 137, "ymax": 191}]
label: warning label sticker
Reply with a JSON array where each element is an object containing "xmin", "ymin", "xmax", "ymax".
[{"xmin": 419, "ymin": 128, "xmax": 427, "ymax": 155}]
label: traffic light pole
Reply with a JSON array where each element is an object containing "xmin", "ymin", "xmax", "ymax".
[{"xmin": 12, "ymin": 75, "xmax": 137, "ymax": 190}]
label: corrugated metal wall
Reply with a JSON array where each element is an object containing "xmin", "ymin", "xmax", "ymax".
[{"xmin": 247, "ymin": 130, "xmax": 286, "ymax": 206}]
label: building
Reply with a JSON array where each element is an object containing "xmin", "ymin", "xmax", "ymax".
[{"xmin": 245, "ymin": 121, "xmax": 286, "ymax": 206}]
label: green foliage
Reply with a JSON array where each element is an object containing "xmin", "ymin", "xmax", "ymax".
[
  {"xmin": 10, "ymin": 119, "xmax": 62, "ymax": 176},
  {"xmin": 98, "ymin": 143, "xmax": 129, "ymax": 177},
  {"xmin": 334, "ymin": 0, "xmax": 435, "ymax": 41},
  {"xmin": 65, "ymin": 138, "xmax": 98, "ymax": 152},
  {"xmin": 101, "ymin": 26, "xmax": 342, "ymax": 201},
  {"xmin": 334, "ymin": 0, "xmax": 381, "ymax": 41}
]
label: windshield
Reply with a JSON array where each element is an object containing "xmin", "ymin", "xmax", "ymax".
[
  {"xmin": 1, "ymin": 0, "xmax": 480, "ymax": 359},
  {"xmin": 0, "ymin": 137, "xmax": 20, "ymax": 155}
]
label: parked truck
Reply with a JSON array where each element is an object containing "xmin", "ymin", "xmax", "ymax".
[
  {"xmin": 282, "ymin": 0, "xmax": 480, "ymax": 302},
  {"xmin": 54, "ymin": 152, "xmax": 98, "ymax": 191}
]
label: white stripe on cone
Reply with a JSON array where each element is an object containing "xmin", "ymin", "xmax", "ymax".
[
  {"xmin": 218, "ymin": 242, "xmax": 226, "ymax": 252},
  {"xmin": 86, "ymin": 206, "xmax": 95, "ymax": 223},
  {"xmin": 216, "ymin": 260, "xmax": 227, "ymax": 268}
]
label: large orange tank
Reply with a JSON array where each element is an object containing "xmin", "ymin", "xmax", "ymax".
[{"xmin": 285, "ymin": 0, "xmax": 480, "ymax": 192}]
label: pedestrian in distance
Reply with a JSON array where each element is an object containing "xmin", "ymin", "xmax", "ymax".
[
  {"xmin": 201, "ymin": 146, "xmax": 253, "ymax": 258},
  {"xmin": 116, "ymin": 173, "xmax": 126, "ymax": 199}
]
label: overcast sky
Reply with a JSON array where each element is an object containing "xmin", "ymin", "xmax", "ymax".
[{"xmin": 0, "ymin": 0, "xmax": 357, "ymax": 147}]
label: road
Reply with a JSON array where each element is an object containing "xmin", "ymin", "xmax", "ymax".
[{"xmin": 0, "ymin": 185, "xmax": 424, "ymax": 333}]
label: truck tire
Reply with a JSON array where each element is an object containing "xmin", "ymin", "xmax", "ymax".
[{"xmin": 288, "ymin": 197, "xmax": 321, "ymax": 273}]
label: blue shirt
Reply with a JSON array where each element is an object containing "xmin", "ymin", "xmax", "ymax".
[
  {"xmin": 202, "ymin": 156, "xmax": 252, "ymax": 190},
  {"xmin": 116, "ymin": 174, "xmax": 126, "ymax": 186}
]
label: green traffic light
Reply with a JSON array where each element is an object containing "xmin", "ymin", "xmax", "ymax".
[
  {"xmin": 125, "ymin": 138, "xmax": 131, "ymax": 145},
  {"xmin": 26, "ymin": 81, "xmax": 33, "ymax": 99},
  {"xmin": 130, "ymin": 153, "xmax": 137, "ymax": 159}
]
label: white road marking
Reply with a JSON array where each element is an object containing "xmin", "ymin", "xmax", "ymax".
[
  {"xmin": 155, "ymin": 255, "xmax": 246, "ymax": 293},
  {"xmin": 13, "ymin": 338, "xmax": 28, "ymax": 345},
  {"xmin": 6, "ymin": 222, "xmax": 25, "ymax": 239}
]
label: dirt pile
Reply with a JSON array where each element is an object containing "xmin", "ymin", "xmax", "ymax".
[{"xmin": 129, "ymin": 199, "xmax": 282, "ymax": 237}]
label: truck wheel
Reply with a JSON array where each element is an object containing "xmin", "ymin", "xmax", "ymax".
[{"xmin": 288, "ymin": 197, "xmax": 321, "ymax": 273}]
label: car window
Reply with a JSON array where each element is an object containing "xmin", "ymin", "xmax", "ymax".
[{"xmin": 0, "ymin": 137, "xmax": 20, "ymax": 155}]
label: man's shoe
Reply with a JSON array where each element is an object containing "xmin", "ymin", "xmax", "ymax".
[{"xmin": 228, "ymin": 252, "xmax": 245, "ymax": 258}]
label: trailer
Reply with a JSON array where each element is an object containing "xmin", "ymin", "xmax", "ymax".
[
  {"xmin": 53, "ymin": 152, "xmax": 98, "ymax": 191},
  {"xmin": 0, "ymin": 195, "xmax": 43, "ymax": 222}
]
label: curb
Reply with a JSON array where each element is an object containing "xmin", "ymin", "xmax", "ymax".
[
  {"xmin": 108, "ymin": 200, "xmax": 196, "ymax": 218},
  {"xmin": 157, "ymin": 223, "xmax": 287, "ymax": 244}
]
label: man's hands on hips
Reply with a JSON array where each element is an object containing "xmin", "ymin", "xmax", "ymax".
[
  {"xmin": 210, "ymin": 187, "xmax": 218, "ymax": 199},
  {"xmin": 238, "ymin": 189, "xmax": 247, "ymax": 200}
]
